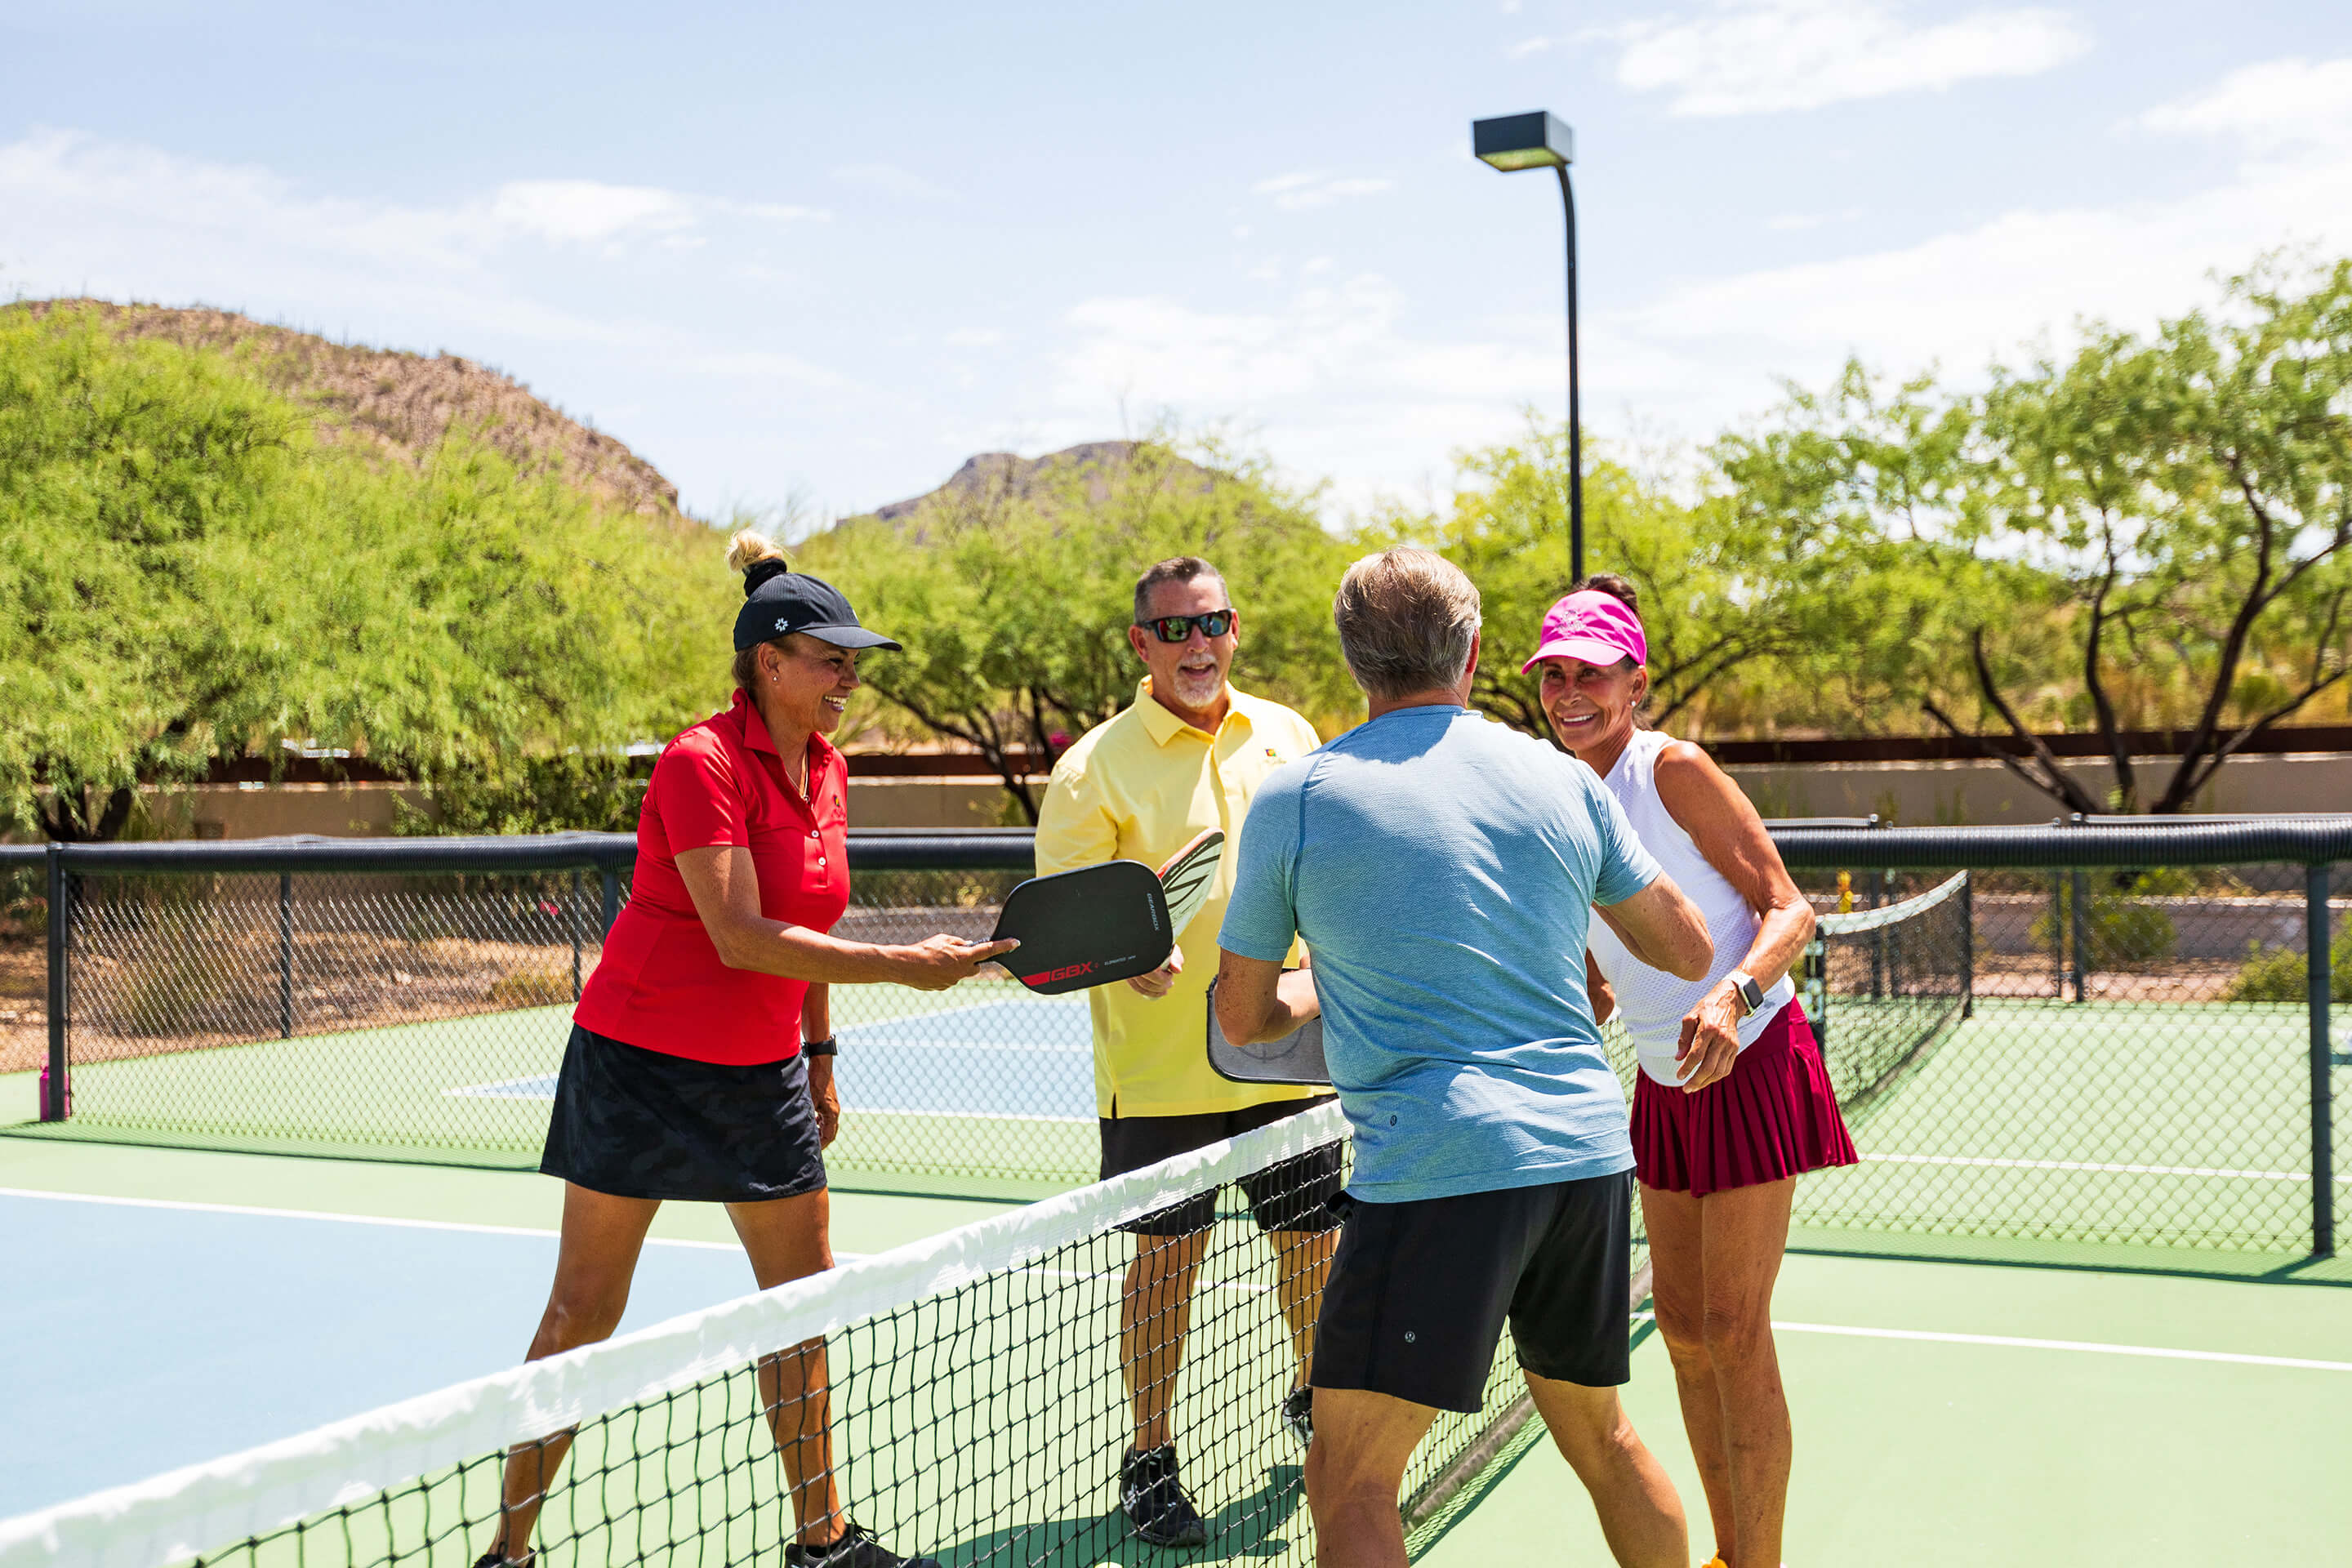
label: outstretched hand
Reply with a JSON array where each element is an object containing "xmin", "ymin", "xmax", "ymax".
[{"xmin": 897, "ymin": 933, "xmax": 1021, "ymax": 991}]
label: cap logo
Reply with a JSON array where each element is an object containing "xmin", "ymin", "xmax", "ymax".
[{"xmin": 775, "ymin": 617, "xmax": 791, "ymax": 631}]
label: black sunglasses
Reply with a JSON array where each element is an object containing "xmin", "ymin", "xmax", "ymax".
[{"xmin": 1135, "ymin": 609, "xmax": 1236, "ymax": 644}]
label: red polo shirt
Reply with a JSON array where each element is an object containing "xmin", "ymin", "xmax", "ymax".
[{"xmin": 575, "ymin": 690, "xmax": 850, "ymax": 1065}]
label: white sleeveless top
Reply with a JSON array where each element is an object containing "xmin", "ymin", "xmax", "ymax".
[{"xmin": 1586, "ymin": 727, "xmax": 1793, "ymax": 1086}]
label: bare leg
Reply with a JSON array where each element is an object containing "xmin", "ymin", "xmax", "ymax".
[
  {"xmin": 1121, "ymin": 1230, "xmax": 1209, "ymax": 1450},
  {"xmin": 1268, "ymin": 1227, "xmax": 1337, "ymax": 1392},
  {"xmin": 1522, "ymin": 1374, "xmax": 1688, "ymax": 1568},
  {"xmin": 1303, "ymin": 1387, "xmax": 1438, "ymax": 1568},
  {"xmin": 727, "ymin": 1188, "xmax": 841, "ymax": 1548},
  {"xmin": 486, "ymin": 1183, "xmax": 661, "ymax": 1561},
  {"xmin": 1643, "ymin": 1177, "xmax": 1797, "ymax": 1568},
  {"xmin": 1642, "ymin": 1182, "xmax": 1733, "ymax": 1559}
]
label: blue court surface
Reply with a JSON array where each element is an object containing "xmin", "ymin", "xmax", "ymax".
[
  {"xmin": 454, "ymin": 996, "xmax": 1094, "ymax": 1120},
  {"xmin": 0, "ymin": 1192, "xmax": 765, "ymax": 1517}
]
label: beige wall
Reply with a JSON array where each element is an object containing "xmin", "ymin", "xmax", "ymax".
[
  {"xmin": 84, "ymin": 752, "xmax": 2350, "ymax": 839},
  {"xmin": 1723, "ymin": 751, "xmax": 2352, "ymax": 826}
]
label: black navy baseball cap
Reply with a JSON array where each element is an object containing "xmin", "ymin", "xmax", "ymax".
[{"xmin": 733, "ymin": 559, "xmax": 905, "ymax": 653}]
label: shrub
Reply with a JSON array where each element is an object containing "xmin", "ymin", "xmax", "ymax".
[
  {"xmin": 488, "ymin": 968, "xmax": 574, "ymax": 1008},
  {"xmin": 2221, "ymin": 926, "xmax": 2352, "ymax": 1004},
  {"xmin": 2029, "ymin": 871, "xmax": 2182, "ymax": 966}
]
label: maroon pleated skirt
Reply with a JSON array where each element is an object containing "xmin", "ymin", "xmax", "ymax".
[{"xmin": 1631, "ymin": 999, "xmax": 1858, "ymax": 1197}]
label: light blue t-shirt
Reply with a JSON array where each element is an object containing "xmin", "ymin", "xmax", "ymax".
[{"xmin": 1218, "ymin": 705, "xmax": 1663, "ymax": 1203}]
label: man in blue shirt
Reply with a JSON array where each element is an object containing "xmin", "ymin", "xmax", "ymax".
[{"xmin": 1217, "ymin": 547, "xmax": 1713, "ymax": 1568}]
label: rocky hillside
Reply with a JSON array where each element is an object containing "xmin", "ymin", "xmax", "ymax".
[
  {"xmin": 870, "ymin": 440, "xmax": 1215, "ymax": 523},
  {"xmin": 13, "ymin": 299, "xmax": 684, "ymax": 521}
]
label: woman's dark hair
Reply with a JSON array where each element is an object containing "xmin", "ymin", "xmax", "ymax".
[{"xmin": 1571, "ymin": 572, "xmax": 1640, "ymax": 614}]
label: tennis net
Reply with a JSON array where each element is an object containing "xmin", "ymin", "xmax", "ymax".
[{"xmin": 0, "ymin": 1102, "xmax": 1638, "ymax": 1568}]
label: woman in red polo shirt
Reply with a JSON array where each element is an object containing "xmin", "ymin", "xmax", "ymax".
[{"xmin": 478, "ymin": 532, "xmax": 1015, "ymax": 1568}]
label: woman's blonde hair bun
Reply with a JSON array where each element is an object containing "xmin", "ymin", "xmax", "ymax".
[{"xmin": 726, "ymin": 528, "xmax": 791, "ymax": 577}]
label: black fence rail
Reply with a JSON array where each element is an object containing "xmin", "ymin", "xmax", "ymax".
[{"xmin": 3, "ymin": 819, "xmax": 2344, "ymax": 1256}]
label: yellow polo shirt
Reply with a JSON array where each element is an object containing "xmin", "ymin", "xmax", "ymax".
[{"xmin": 1036, "ymin": 679, "xmax": 1325, "ymax": 1118}]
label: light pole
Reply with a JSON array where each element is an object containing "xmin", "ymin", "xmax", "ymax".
[{"xmin": 1472, "ymin": 110, "xmax": 1582, "ymax": 585}]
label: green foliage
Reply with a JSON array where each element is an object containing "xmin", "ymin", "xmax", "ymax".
[
  {"xmin": 2028, "ymin": 871, "xmax": 2184, "ymax": 966},
  {"xmin": 394, "ymin": 755, "xmax": 650, "ymax": 837},
  {"xmin": 2221, "ymin": 924, "xmax": 2352, "ymax": 1004},
  {"xmin": 799, "ymin": 436, "xmax": 1355, "ymax": 820},
  {"xmin": 0, "ymin": 307, "xmax": 734, "ymax": 839}
]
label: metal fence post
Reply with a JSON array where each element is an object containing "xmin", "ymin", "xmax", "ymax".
[
  {"xmin": 278, "ymin": 870, "xmax": 294, "ymax": 1040},
  {"xmin": 600, "ymin": 866, "xmax": 621, "ymax": 939},
  {"xmin": 569, "ymin": 870, "xmax": 584, "ymax": 1000},
  {"xmin": 2310, "ymin": 862, "xmax": 2335, "ymax": 1258},
  {"xmin": 1959, "ymin": 872, "xmax": 1976, "ymax": 1019},
  {"xmin": 2069, "ymin": 866, "xmax": 2091, "ymax": 1003},
  {"xmin": 42, "ymin": 844, "xmax": 69, "ymax": 1122}
]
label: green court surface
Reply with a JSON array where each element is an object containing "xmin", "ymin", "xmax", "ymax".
[
  {"xmin": 7, "ymin": 1134, "xmax": 2346, "ymax": 1565},
  {"xmin": 1418, "ymin": 1252, "xmax": 2352, "ymax": 1566}
]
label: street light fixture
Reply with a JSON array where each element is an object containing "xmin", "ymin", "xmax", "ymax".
[{"xmin": 1472, "ymin": 110, "xmax": 1584, "ymax": 585}]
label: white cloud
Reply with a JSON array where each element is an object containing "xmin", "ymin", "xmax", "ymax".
[
  {"xmin": 489, "ymin": 180, "xmax": 697, "ymax": 243},
  {"xmin": 1605, "ymin": 54, "xmax": 2352, "ymax": 416},
  {"xmin": 1597, "ymin": 0, "xmax": 2092, "ymax": 117},
  {"xmin": 2139, "ymin": 56, "xmax": 2352, "ymax": 154},
  {"xmin": 945, "ymin": 327, "xmax": 1007, "ymax": 348},
  {"xmin": 1251, "ymin": 171, "xmax": 1396, "ymax": 210}
]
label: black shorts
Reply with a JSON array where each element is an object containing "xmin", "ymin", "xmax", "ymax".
[
  {"xmin": 1309, "ymin": 1169, "xmax": 1634, "ymax": 1413},
  {"xmin": 1098, "ymin": 1096, "xmax": 1344, "ymax": 1238},
  {"xmin": 541, "ymin": 1023, "xmax": 826, "ymax": 1203}
]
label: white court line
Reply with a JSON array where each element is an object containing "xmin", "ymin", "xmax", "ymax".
[
  {"xmin": 0, "ymin": 1187, "xmax": 739, "ymax": 1250},
  {"xmin": 841, "ymin": 1039, "xmax": 1089, "ymax": 1054},
  {"xmin": 1630, "ymin": 1309, "xmax": 2350, "ymax": 1372},
  {"xmin": 1769, "ymin": 1320, "xmax": 2352, "ymax": 1373},
  {"xmin": 1864, "ymin": 1152, "xmax": 2317, "ymax": 1183}
]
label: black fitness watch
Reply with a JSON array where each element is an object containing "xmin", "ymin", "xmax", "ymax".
[
  {"xmin": 1728, "ymin": 971, "xmax": 1764, "ymax": 1018},
  {"xmin": 803, "ymin": 1036, "xmax": 839, "ymax": 1058}
]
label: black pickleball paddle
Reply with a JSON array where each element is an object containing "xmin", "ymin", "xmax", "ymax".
[
  {"xmin": 1204, "ymin": 974, "xmax": 1330, "ymax": 1085},
  {"xmin": 989, "ymin": 860, "xmax": 1174, "ymax": 995}
]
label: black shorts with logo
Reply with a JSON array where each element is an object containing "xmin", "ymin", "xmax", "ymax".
[
  {"xmin": 1098, "ymin": 1096, "xmax": 1344, "ymax": 1238},
  {"xmin": 1309, "ymin": 1169, "xmax": 1634, "ymax": 1413}
]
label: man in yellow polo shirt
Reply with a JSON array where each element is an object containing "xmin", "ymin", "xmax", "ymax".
[{"xmin": 1036, "ymin": 555, "xmax": 1334, "ymax": 1548}]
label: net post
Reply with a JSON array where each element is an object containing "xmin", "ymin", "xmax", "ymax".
[
  {"xmin": 2310, "ymin": 861, "xmax": 2335, "ymax": 1258},
  {"xmin": 278, "ymin": 869, "xmax": 294, "ymax": 1040},
  {"xmin": 41, "ymin": 843, "xmax": 69, "ymax": 1121}
]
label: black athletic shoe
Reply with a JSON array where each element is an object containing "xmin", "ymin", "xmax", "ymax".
[
  {"xmin": 473, "ymin": 1552, "xmax": 532, "ymax": 1568},
  {"xmin": 783, "ymin": 1524, "xmax": 940, "ymax": 1568},
  {"xmin": 1281, "ymin": 1387, "xmax": 1314, "ymax": 1449},
  {"xmin": 1120, "ymin": 1445, "xmax": 1208, "ymax": 1548}
]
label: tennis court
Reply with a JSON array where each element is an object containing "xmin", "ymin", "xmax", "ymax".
[
  {"xmin": 3, "ymin": 982, "xmax": 1099, "ymax": 1187},
  {"xmin": 4, "ymin": 828, "xmax": 2347, "ymax": 1565}
]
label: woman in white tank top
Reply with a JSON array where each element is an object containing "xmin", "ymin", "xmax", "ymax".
[{"xmin": 1525, "ymin": 577, "xmax": 1856, "ymax": 1568}]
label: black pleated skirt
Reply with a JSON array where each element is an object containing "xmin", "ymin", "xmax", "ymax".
[{"xmin": 540, "ymin": 1023, "xmax": 826, "ymax": 1203}]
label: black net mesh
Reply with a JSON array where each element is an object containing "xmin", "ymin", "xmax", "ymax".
[{"xmin": 33, "ymin": 1107, "xmax": 1614, "ymax": 1568}]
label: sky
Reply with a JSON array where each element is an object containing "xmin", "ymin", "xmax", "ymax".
[{"xmin": 3, "ymin": 1, "xmax": 2349, "ymax": 523}]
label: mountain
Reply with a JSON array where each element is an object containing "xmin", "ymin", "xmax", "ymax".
[
  {"xmin": 10, "ymin": 299, "xmax": 684, "ymax": 520},
  {"xmin": 867, "ymin": 440, "xmax": 1216, "ymax": 523}
]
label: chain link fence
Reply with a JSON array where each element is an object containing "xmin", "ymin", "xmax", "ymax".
[{"xmin": 5, "ymin": 819, "xmax": 2345, "ymax": 1254}]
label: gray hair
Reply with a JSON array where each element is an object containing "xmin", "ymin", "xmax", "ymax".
[
  {"xmin": 1133, "ymin": 555, "xmax": 1227, "ymax": 623},
  {"xmin": 1333, "ymin": 548, "xmax": 1481, "ymax": 702}
]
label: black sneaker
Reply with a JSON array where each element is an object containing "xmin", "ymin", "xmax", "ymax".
[
  {"xmin": 783, "ymin": 1524, "xmax": 940, "ymax": 1568},
  {"xmin": 473, "ymin": 1552, "xmax": 532, "ymax": 1568},
  {"xmin": 1120, "ymin": 1445, "xmax": 1208, "ymax": 1548},
  {"xmin": 1281, "ymin": 1387, "xmax": 1314, "ymax": 1449}
]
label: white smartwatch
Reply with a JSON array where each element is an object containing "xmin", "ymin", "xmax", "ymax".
[{"xmin": 1728, "ymin": 969, "xmax": 1765, "ymax": 1018}]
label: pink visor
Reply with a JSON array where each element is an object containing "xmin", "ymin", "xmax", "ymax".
[{"xmin": 1521, "ymin": 590, "xmax": 1646, "ymax": 674}]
